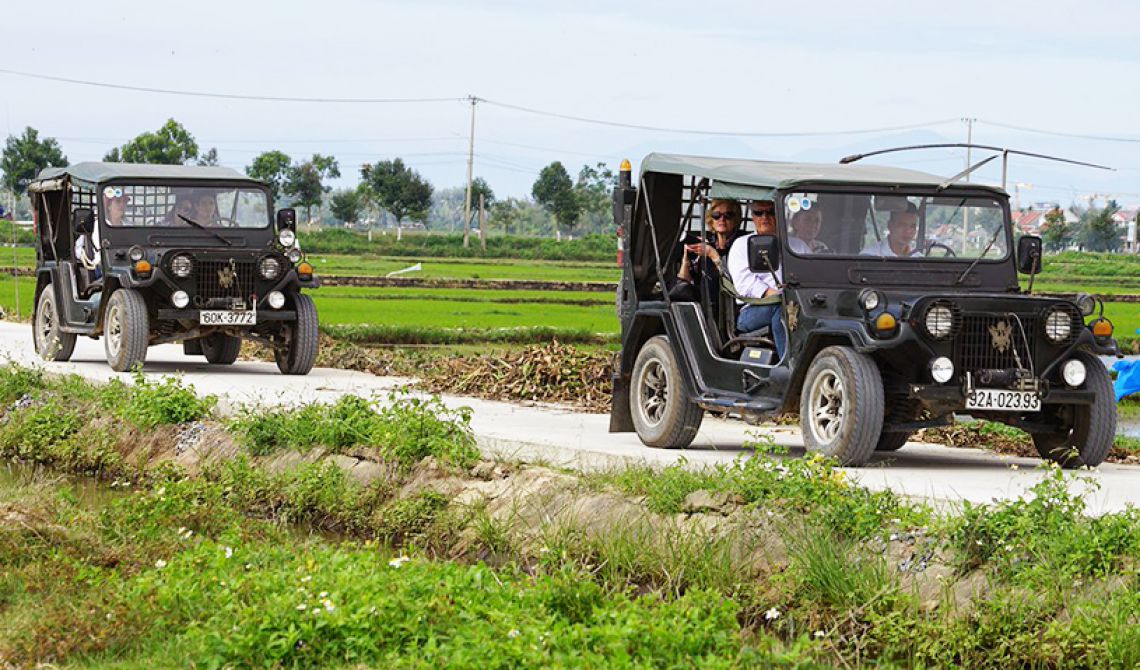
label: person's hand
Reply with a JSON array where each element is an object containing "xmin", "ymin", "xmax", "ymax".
[{"xmin": 685, "ymin": 243, "xmax": 719, "ymax": 262}]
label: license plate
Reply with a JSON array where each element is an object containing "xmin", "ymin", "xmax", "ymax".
[
  {"xmin": 965, "ymin": 388, "xmax": 1040, "ymax": 412},
  {"xmin": 200, "ymin": 310, "xmax": 256, "ymax": 326}
]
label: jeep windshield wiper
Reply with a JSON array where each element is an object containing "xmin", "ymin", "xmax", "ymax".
[
  {"xmin": 178, "ymin": 214, "xmax": 233, "ymax": 246},
  {"xmin": 954, "ymin": 225, "xmax": 1003, "ymax": 285}
]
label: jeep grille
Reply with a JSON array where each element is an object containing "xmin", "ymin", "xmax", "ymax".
[
  {"xmin": 197, "ymin": 260, "xmax": 255, "ymax": 301},
  {"xmin": 954, "ymin": 315, "xmax": 1036, "ymax": 374}
]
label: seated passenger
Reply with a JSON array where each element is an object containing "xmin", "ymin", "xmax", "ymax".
[
  {"xmin": 163, "ymin": 191, "xmax": 195, "ymax": 226},
  {"xmin": 861, "ymin": 202, "xmax": 921, "ymax": 257},
  {"xmin": 671, "ymin": 199, "xmax": 743, "ymax": 300},
  {"xmin": 76, "ymin": 188, "xmax": 127, "ymax": 279},
  {"xmin": 190, "ymin": 192, "xmax": 220, "ymax": 225},
  {"xmin": 788, "ymin": 208, "xmax": 830, "ymax": 254},
  {"xmin": 726, "ymin": 200, "xmax": 786, "ymax": 359}
]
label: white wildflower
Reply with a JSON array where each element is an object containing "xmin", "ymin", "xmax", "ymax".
[
  {"xmin": 764, "ymin": 607, "xmax": 780, "ymax": 621},
  {"xmin": 389, "ymin": 556, "xmax": 411, "ymax": 568},
  {"xmin": 814, "ymin": 630, "xmax": 825, "ymax": 638},
  {"xmin": 319, "ymin": 591, "xmax": 328, "ymax": 599},
  {"xmin": 296, "ymin": 603, "xmax": 307, "ymax": 611},
  {"xmin": 155, "ymin": 559, "xmax": 167, "ymax": 569},
  {"xmin": 508, "ymin": 629, "xmax": 520, "ymax": 639},
  {"xmin": 223, "ymin": 546, "xmax": 233, "ymax": 559}
]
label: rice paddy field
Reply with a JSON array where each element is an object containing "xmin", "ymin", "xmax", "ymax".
[{"xmin": 0, "ymin": 248, "xmax": 1137, "ymax": 347}]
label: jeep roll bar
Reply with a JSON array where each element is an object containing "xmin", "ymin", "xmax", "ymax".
[{"xmin": 839, "ymin": 143, "xmax": 1113, "ymax": 190}]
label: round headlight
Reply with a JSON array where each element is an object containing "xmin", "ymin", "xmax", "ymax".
[
  {"xmin": 1061, "ymin": 359, "xmax": 1087, "ymax": 387},
  {"xmin": 267, "ymin": 290, "xmax": 286, "ymax": 310},
  {"xmin": 287, "ymin": 248, "xmax": 303, "ymax": 264},
  {"xmin": 1045, "ymin": 309, "xmax": 1072, "ymax": 343},
  {"xmin": 925, "ymin": 305, "xmax": 954, "ymax": 340},
  {"xmin": 931, "ymin": 356, "xmax": 954, "ymax": 384},
  {"xmin": 1074, "ymin": 293, "xmax": 1096, "ymax": 317},
  {"xmin": 278, "ymin": 229, "xmax": 297, "ymax": 247},
  {"xmin": 170, "ymin": 254, "xmax": 193, "ymax": 278},
  {"xmin": 128, "ymin": 246, "xmax": 145, "ymax": 262},
  {"xmin": 859, "ymin": 289, "xmax": 881, "ymax": 311},
  {"xmin": 259, "ymin": 256, "xmax": 282, "ymax": 280},
  {"xmin": 171, "ymin": 290, "xmax": 190, "ymax": 309}
]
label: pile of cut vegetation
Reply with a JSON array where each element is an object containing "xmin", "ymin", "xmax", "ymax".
[{"xmin": 420, "ymin": 340, "xmax": 613, "ymax": 412}]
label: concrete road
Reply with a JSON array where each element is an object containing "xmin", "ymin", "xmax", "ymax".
[{"xmin": 0, "ymin": 321, "xmax": 1136, "ymax": 514}]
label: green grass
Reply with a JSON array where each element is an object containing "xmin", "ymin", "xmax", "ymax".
[
  {"xmin": 318, "ymin": 285, "xmax": 613, "ymax": 305},
  {"xmin": 6, "ymin": 368, "xmax": 1140, "ymax": 667},
  {"xmin": 310, "ymin": 254, "xmax": 620, "ymax": 282}
]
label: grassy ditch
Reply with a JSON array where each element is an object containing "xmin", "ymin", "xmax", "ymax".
[{"xmin": 3, "ymin": 365, "xmax": 1140, "ymax": 667}]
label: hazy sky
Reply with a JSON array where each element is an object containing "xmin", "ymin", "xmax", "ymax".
[{"xmin": 4, "ymin": 0, "xmax": 1140, "ymax": 205}]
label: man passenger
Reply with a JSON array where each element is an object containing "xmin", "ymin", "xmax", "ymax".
[
  {"xmin": 726, "ymin": 200, "xmax": 786, "ymax": 359},
  {"xmin": 861, "ymin": 202, "xmax": 921, "ymax": 257}
]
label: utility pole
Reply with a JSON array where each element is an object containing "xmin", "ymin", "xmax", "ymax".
[
  {"xmin": 462, "ymin": 95, "xmax": 478, "ymax": 249},
  {"xmin": 961, "ymin": 117, "xmax": 975, "ymax": 253},
  {"xmin": 478, "ymin": 193, "xmax": 486, "ymax": 252}
]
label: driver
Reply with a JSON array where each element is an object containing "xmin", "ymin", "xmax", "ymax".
[
  {"xmin": 861, "ymin": 202, "xmax": 921, "ymax": 257},
  {"xmin": 190, "ymin": 192, "xmax": 219, "ymax": 225},
  {"xmin": 788, "ymin": 208, "xmax": 830, "ymax": 254}
]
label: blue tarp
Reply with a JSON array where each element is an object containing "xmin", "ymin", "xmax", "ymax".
[{"xmin": 1116, "ymin": 360, "xmax": 1140, "ymax": 402}]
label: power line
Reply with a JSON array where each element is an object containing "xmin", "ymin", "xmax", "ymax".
[
  {"xmin": 479, "ymin": 98, "xmax": 959, "ymax": 137},
  {"xmin": 977, "ymin": 119, "xmax": 1140, "ymax": 144},
  {"xmin": 2, "ymin": 67, "xmax": 960, "ymax": 137},
  {"xmin": 0, "ymin": 68, "xmax": 464, "ymax": 104}
]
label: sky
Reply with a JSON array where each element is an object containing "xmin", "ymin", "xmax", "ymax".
[{"xmin": 4, "ymin": 0, "xmax": 1140, "ymax": 207}]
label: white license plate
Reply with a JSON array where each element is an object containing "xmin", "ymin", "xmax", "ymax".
[
  {"xmin": 199, "ymin": 310, "xmax": 256, "ymax": 326},
  {"xmin": 965, "ymin": 388, "xmax": 1040, "ymax": 412}
]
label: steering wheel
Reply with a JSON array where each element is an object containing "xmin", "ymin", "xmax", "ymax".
[{"xmin": 924, "ymin": 242, "xmax": 957, "ymax": 258}]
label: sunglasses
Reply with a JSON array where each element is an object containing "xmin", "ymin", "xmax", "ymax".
[
  {"xmin": 751, "ymin": 209, "xmax": 776, "ymax": 218},
  {"xmin": 710, "ymin": 211, "xmax": 737, "ymax": 221}
]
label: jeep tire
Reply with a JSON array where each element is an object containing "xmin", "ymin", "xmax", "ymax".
[
  {"xmin": 630, "ymin": 335, "xmax": 703, "ymax": 448},
  {"xmin": 875, "ymin": 432, "xmax": 911, "ymax": 452},
  {"xmin": 202, "ymin": 333, "xmax": 241, "ymax": 365},
  {"xmin": 800, "ymin": 346, "xmax": 885, "ymax": 466},
  {"xmin": 1032, "ymin": 351, "xmax": 1116, "ymax": 468},
  {"xmin": 104, "ymin": 289, "xmax": 149, "ymax": 372},
  {"xmin": 275, "ymin": 293, "xmax": 318, "ymax": 375},
  {"xmin": 33, "ymin": 284, "xmax": 77, "ymax": 362}
]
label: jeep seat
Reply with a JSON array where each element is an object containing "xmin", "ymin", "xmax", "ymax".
[{"xmin": 717, "ymin": 270, "xmax": 778, "ymax": 356}]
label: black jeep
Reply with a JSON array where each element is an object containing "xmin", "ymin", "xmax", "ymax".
[
  {"xmin": 610, "ymin": 153, "xmax": 1119, "ymax": 467},
  {"xmin": 29, "ymin": 162, "xmax": 319, "ymax": 374}
]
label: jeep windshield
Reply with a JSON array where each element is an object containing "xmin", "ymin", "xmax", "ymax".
[
  {"xmin": 782, "ymin": 191, "xmax": 1009, "ymax": 262},
  {"xmin": 100, "ymin": 184, "xmax": 270, "ymax": 229}
]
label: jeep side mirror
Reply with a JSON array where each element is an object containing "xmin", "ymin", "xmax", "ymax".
[
  {"xmin": 1017, "ymin": 235, "xmax": 1042, "ymax": 275},
  {"xmin": 747, "ymin": 234, "xmax": 781, "ymax": 274},
  {"xmin": 276, "ymin": 208, "xmax": 296, "ymax": 230},
  {"xmin": 73, "ymin": 208, "xmax": 95, "ymax": 234}
]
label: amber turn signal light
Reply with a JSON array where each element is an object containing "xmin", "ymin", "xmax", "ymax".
[
  {"xmin": 133, "ymin": 259, "xmax": 152, "ymax": 276},
  {"xmin": 297, "ymin": 262, "xmax": 313, "ymax": 278},
  {"xmin": 874, "ymin": 312, "xmax": 897, "ymax": 332},
  {"xmin": 1091, "ymin": 318, "xmax": 1114, "ymax": 338}
]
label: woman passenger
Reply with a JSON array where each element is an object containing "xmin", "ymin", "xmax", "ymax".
[{"xmin": 671, "ymin": 199, "xmax": 744, "ymax": 299}]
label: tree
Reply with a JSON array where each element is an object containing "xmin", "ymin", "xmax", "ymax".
[
  {"xmin": 532, "ymin": 161, "xmax": 581, "ymax": 238},
  {"xmin": 104, "ymin": 119, "xmax": 208, "ymax": 165},
  {"xmin": 1, "ymin": 127, "xmax": 68, "ymax": 196},
  {"xmin": 284, "ymin": 154, "xmax": 340, "ymax": 225},
  {"xmin": 361, "ymin": 158, "xmax": 433, "ymax": 241},
  {"xmin": 1041, "ymin": 207, "xmax": 1071, "ymax": 253},
  {"xmin": 246, "ymin": 150, "xmax": 293, "ymax": 204},
  {"xmin": 197, "ymin": 147, "xmax": 219, "ymax": 166},
  {"xmin": 490, "ymin": 197, "xmax": 524, "ymax": 235},
  {"xmin": 1078, "ymin": 200, "xmax": 1122, "ymax": 252},
  {"xmin": 329, "ymin": 188, "xmax": 363, "ymax": 225}
]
